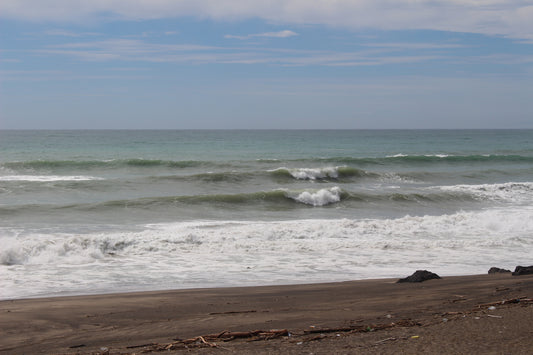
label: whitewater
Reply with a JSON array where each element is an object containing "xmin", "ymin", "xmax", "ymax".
[{"xmin": 1, "ymin": 130, "xmax": 532, "ymax": 299}]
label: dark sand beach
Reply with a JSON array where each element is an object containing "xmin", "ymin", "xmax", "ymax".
[{"xmin": 1, "ymin": 273, "xmax": 533, "ymax": 354}]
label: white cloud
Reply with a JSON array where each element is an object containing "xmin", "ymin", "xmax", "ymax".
[
  {"xmin": 1, "ymin": 1, "xmax": 533, "ymax": 41},
  {"xmin": 44, "ymin": 29, "xmax": 81, "ymax": 37},
  {"xmin": 363, "ymin": 43, "xmax": 469, "ymax": 50},
  {"xmin": 37, "ymin": 39, "xmax": 218, "ymax": 62},
  {"xmin": 43, "ymin": 29, "xmax": 101, "ymax": 37},
  {"xmin": 32, "ymin": 38, "xmax": 448, "ymax": 67},
  {"xmin": 225, "ymin": 30, "xmax": 298, "ymax": 40}
]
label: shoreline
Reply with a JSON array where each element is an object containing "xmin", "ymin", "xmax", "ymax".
[
  {"xmin": 2, "ymin": 273, "xmax": 533, "ymax": 354},
  {"xmin": 0, "ymin": 272, "xmax": 473, "ymax": 302},
  {"xmin": 0, "ymin": 269, "xmax": 517, "ymax": 302}
]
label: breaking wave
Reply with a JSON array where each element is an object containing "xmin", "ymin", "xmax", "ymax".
[
  {"xmin": 2, "ymin": 182, "xmax": 531, "ymax": 215},
  {"xmin": 270, "ymin": 166, "xmax": 370, "ymax": 181},
  {"xmin": 286, "ymin": 187, "xmax": 343, "ymax": 206}
]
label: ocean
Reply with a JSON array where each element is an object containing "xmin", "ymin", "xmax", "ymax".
[{"xmin": 1, "ymin": 129, "xmax": 532, "ymax": 299}]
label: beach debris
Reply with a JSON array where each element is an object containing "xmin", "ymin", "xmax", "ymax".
[
  {"xmin": 208, "ymin": 309, "xmax": 258, "ymax": 315},
  {"xmin": 68, "ymin": 344, "xmax": 86, "ymax": 349},
  {"xmin": 478, "ymin": 297, "xmax": 533, "ymax": 309},
  {"xmin": 410, "ymin": 335, "xmax": 420, "ymax": 339},
  {"xmin": 138, "ymin": 329, "xmax": 289, "ymax": 351},
  {"xmin": 450, "ymin": 295, "xmax": 468, "ymax": 303},
  {"xmin": 442, "ymin": 311, "xmax": 463, "ymax": 316},
  {"xmin": 303, "ymin": 319, "xmax": 421, "ymax": 335},
  {"xmin": 496, "ymin": 286, "xmax": 510, "ymax": 292},
  {"xmin": 488, "ymin": 306, "xmax": 496, "ymax": 310},
  {"xmin": 488, "ymin": 267, "xmax": 511, "ymax": 274},
  {"xmin": 512, "ymin": 265, "xmax": 533, "ymax": 276},
  {"xmin": 126, "ymin": 343, "xmax": 157, "ymax": 349},
  {"xmin": 487, "ymin": 314, "xmax": 503, "ymax": 318},
  {"xmin": 397, "ymin": 270, "xmax": 441, "ymax": 283}
]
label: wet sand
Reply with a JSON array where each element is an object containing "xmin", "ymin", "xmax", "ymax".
[{"xmin": 1, "ymin": 273, "xmax": 532, "ymax": 354}]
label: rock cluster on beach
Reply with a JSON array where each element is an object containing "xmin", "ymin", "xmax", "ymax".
[
  {"xmin": 398, "ymin": 265, "xmax": 533, "ymax": 283},
  {"xmin": 487, "ymin": 265, "xmax": 533, "ymax": 276},
  {"xmin": 488, "ymin": 267, "xmax": 511, "ymax": 274},
  {"xmin": 512, "ymin": 265, "xmax": 533, "ymax": 276},
  {"xmin": 397, "ymin": 270, "xmax": 441, "ymax": 283}
]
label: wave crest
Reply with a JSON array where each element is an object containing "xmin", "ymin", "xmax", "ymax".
[
  {"xmin": 286, "ymin": 187, "xmax": 343, "ymax": 206},
  {"xmin": 270, "ymin": 166, "xmax": 367, "ymax": 180}
]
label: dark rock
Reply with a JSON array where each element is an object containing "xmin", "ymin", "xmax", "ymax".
[
  {"xmin": 488, "ymin": 267, "xmax": 511, "ymax": 274},
  {"xmin": 512, "ymin": 265, "xmax": 533, "ymax": 276},
  {"xmin": 397, "ymin": 270, "xmax": 441, "ymax": 283}
]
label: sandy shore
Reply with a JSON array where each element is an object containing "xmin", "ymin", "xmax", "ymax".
[{"xmin": 1, "ymin": 273, "xmax": 533, "ymax": 354}]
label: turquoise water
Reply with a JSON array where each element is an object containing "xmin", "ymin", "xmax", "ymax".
[{"xmin": 1, "ymin": 130, "xmax": 532, "ymax": 298}]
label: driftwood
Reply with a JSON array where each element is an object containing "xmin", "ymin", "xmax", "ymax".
[
  {"xmin": 304, "ymin": 326, "xmax": 361, "ymax": 334},
  {"xmin": 138, "ymin": 329, "xmax": 289, "ymax": 352},
  {"xmin": 68, "ymin": 344, "xmax": 86, "ymax": 349},
  {"xmin": 126, "ymin": 343, "xmax": 157, "ymax": 349},
  {"xmin": 303, "ymin": 319, "xmax": 421, "ymax": 335},
  {"xmin": 208, "ymin": 310, "xmax": 259, "ymax": 315},
  {"xmin": 124, "ymin": 296, "xmax": 531, "ymax": 351},
  {"xmin": 477, "ymin": 297, "xmax": 533, "ymax": 309}
]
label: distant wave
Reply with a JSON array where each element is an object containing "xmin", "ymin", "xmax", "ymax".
[
  {"xmin": 2, "ymin": 159, "xmax": 210, "ymax": 171},
  {"xmin": 150, "ymin": 171, "xmax": 254, "ymax": 183},
  {"xmin": 2, "ymin": 182, "xmax": 531, "ymax": 215},
  {"xmin": 313, "ymin": 154, "xmax": 533, "ymax": 165},
  {"xmin": 0, "ymin": 187, "xmax": 347, "ymax": 214},
  {"xmin": 3, "ymin": 154, "xmax": 532, "ymax": 173},
  {"xmin": 150, "ymin": 167, "xmax": 370, "ymax": 183},
  {"xmin": 0, "ymin": 175, "xmax": 104, "ymax": 182},
  {"xmin": 269, "ymin": 166, "xmax": 371, "ymax": 181}
]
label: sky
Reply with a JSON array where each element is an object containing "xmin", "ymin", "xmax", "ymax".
[{"xmin": 1, "ymin": 1, "xmax": 533, "ymax": 129}]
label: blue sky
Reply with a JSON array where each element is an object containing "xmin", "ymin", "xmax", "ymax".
[{"xmin": 1, "ymin": 1, "xmax": 533, "ymax": 129}]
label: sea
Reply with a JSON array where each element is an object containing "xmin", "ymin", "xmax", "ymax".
[{"xmin": 1, "ymin": 129, "xmax": 532, "ymax": 300}]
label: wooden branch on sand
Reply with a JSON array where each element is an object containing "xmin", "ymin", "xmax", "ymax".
[
  {"xmin": 303, "ymin": 319, "xmax": 421, "ymax": 335},
  {"xmin": 477, "ymin": 297, "xmax": 533, "ymax": 309},
  {"xmin": 138, "ymin": 329, "xmax": 289, "ymax": 351}
]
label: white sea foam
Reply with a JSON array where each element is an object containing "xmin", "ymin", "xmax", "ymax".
[
  {"xmin": 2, "ymin": 206, "xmax": 533, "ymax": 299},
  {"xmin": 270, "ymin": 166, "xmax": 342, "ymax": 180},
  {"xmin": 436, "ymin": 182, "xmax": 533, "ymax": 203},
  {"xmin": 386, "ymin": 154, "xmax": 451, "ymax": 158},
  {"xmin": 0, "ymin": 175, "xmax": 104, "ymax": 182},
  {"xmin": 379, "ymin": 172, "xmax": 419, "ymax": 184},
  {"xmin": 290, "ymin": 167, "xmax": 339, "ymax": 180},
  {"xmin": 287, "ymin": 187, "xmax": 342, "ymax": 206}
]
